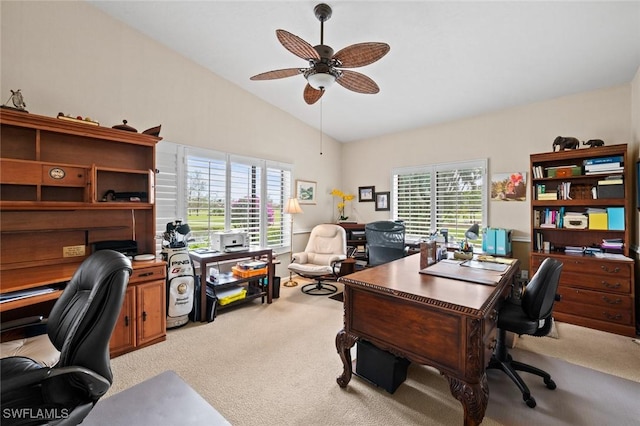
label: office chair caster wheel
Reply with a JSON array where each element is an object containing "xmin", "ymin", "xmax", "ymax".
[
  {"xmin": 525, "ymin": 396, "xmax": 537, "ymax": 408},
  {"xmin": 544, "ymin": 378, "xmax": 556, "ymax": 390}
]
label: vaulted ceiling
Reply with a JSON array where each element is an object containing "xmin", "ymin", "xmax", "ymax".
[{"xmin": 88, "ymin": 1, "xmax": 640, "ymax": 143}]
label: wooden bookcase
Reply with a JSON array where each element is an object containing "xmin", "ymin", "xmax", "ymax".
[
  {"xmin": 529, "ymin": 144, "xmax": 636, "ymax": 336},
  {"xmin": 1, "ymin": 109, "xmax": 167, "ymax": 354}
]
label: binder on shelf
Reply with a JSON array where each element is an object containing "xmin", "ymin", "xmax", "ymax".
[
  {"xmin": 606, "ymin": 207, "xmax": 624, "ymax": 231},
  {"xmin": 588, "ymin": 209, "xmax": 608, "ymax": 230}
]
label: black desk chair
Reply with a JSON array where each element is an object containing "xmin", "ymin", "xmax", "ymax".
[
  {"xmin": 1, "ymin": 250, "xmax": 132, "ymax": 425},
  {"xmin": 365, "ymin": 221, "xmax": 406, "ymax": 267},
  {"xmin": 488, "ymin": 257, "xmax": 563, "ymax": 408}
]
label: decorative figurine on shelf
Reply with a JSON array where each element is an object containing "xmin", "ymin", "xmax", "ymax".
[
  {"xmin": 1, "ymin": 89, "xmax": 28, "ymax": 112},
  {"xmin": 552, "ymin": 136, "xmax": 579, "ymax": 151},
  {"xmin": 583, "ymin": 139, "xmax": 605, "ymax": 148}
]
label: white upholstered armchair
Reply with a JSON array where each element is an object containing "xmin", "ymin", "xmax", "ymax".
[{"xmin": 288, "ymin": 224, "xmax": 347, "ymax": 295}]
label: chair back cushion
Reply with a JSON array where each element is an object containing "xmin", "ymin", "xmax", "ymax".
[
  {"xmin": 521, "ymin": 257, "xmax": 563, "ymax": 321},
  {"xmin": 304, "ymin": 224, "xmax": 347, "ymax": 259},
  {"xmin": 48, "ymin": 250, "xmax": 132, "ymax": 384},
  {"xmin": 365, "ymin": 221, "xmax": 405, "ymax": 266}
]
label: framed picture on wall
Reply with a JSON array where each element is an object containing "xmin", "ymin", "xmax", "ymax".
[
  {"xmin": 358, "ymin": 186, "xmax": 375, "ymax": 202},
  {"xmin": 296, "ymin": 179, "xmax": 317, "ymax": 204},
  {"xmin": 375, "ymin": 191, "xmax": 390, "ymax": 211}
]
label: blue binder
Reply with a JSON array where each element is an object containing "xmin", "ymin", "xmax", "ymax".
[
  {"xmin": 482, "ymin": 228, "xmax": 496, "ymax": 255},
  {"xmin": 606, "ymin": 207, "xmax": 624, "ymax": 231},
  {"xmin": 496, "ymin": 228, "xmax": 512, "ymax": 256}
]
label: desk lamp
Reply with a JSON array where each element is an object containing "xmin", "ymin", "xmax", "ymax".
[
  {"xmin": 284, "ymin": 198, "xmax": 304, "ymax": 287},
  {"xmin": 464, "ymin": 223, "xmax": 480, "ymax": 252}
]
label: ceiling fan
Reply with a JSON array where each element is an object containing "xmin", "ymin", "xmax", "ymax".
[{"xmin": 250, "ymin": 3, "xmax": 390, "ymax": 105}]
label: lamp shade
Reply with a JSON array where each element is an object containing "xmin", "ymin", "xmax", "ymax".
[
  {"xmin": 465, "ymin": 223, "xmax": 480, "ymax": 240},
  {"xmin": 284, "ymin": 198, "xmax": 304, "ymax": 215},
  {"xmin": 306, "ymin": 72, "xmax": 336, "ymax": 90}
]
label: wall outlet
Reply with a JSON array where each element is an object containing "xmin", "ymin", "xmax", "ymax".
[{"xmin": 520, "ymin": 270, "xmax": 529, "ymax": 280}]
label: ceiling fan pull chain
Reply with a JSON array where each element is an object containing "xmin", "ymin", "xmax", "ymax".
[{"xmin": 319, "ymin": 99, "xmax": 323, "ymax": 155}]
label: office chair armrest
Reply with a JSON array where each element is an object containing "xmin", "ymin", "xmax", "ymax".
[
  {"xmin": 0, "ymin": 316, "xmax": 46, "ymax": 333},
  {"xmin": 2, "ymin": 365, "xmax": 111, "ymax": 398},
  {"xmin": 291, "ymin": 252, "xmax": 308, "ymax": 263}
]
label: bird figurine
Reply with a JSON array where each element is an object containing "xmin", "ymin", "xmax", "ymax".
[{"xmin": 2, "ymin": 89, "xmax": 28, "ymax": 112}]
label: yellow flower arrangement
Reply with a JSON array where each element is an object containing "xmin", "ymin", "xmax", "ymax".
[{"xmin": 331, "ymin": 189, "xmax": 355, "ymax": 221}]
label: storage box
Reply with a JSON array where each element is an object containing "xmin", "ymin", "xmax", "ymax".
[
  {"xmin": 355, "ymin": 340, "xmax": 410, "ymax": 394},
  {"xmin": 495, "ymin": 228, "xmax": 512, "ymax": 256},
  {"xmin": 606, "ymin": 207, "xmax": 624, "ymax": 231},
  {"xmin": 482, "ymin": 228, "xmax": 496, "ymax": 255},
  {"xmin": 547, "ymin": 166, "xmax": 581, "ymax": 178},
  {"xmin": 597, "ymin": 183, "xmax": 624, "ymax": 199},
  {"xmin": 231, "ymin": 266, "xmax": 268, "ymax": 278},
  {"xmin": 216, "ymin": 286, "xmax": 247, "ymax": 306},
  {"xmin": 588, "ymin": 212, "xmax": 608, "ymax": 230}
]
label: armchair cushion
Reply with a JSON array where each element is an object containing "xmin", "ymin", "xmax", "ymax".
[{"xmin": 288, "ymin": 224, "xmax": 347, "ymax": 279}]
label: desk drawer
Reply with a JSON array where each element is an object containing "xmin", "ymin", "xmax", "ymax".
[
  {"xmin": 560, "ymin": 271, "xmax": 631, "ymax": 294},
  {"xmin": 555, "ymin": 301, "xmax": 632, "ymax": 325},
  {"xmin": 557, "ymin": 287, "xmax": 633, "ymax": 310},
  {"xmin": 532, "ymin": 256, "xmax": 632, "ymax": 279},
  {"xmin": 130, "ymin": 264, "xmax": 166, "ymax": 284}
]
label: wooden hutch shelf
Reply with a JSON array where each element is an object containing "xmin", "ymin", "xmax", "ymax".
[{"xmin": 1, "ymin": 109, "xmax": 167, "ymax": 356}]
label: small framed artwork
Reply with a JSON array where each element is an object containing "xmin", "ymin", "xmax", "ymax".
[
  {"xmin": 295, "ymin": 179, "xmax": 317, "ymax": 204},
  {"xmin": 490, "ymin": 172, "xmax": 527, "ymax": 201},
  {"xmin": 375, "ymin": 191, "xmax": 390, "ymax": 211},
  {"xmin": 358, "ymin": 186, "xmax": 375, "ymax": 202}
]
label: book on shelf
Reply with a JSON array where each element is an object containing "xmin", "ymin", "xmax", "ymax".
[
  {"xmin": 533, "ymin": 165, "xmax": 544, "ymax": 179},
  {"xmin": 597, "ymin": 176, "xmax": 623, "ymax": 185},
  {"xmin": 585, "ymin": 160, "xmax": 623, "ymax": 169},
  {"xmin": 583, "ymin": 155, "xmax": 623, "ymax": 165},
  {"xmin": 585, "ymin": 167, "xmax": 624, "ymax": 175},
  {"xmin": 537, "ymin": 193, "xmax": 558, "ymax": 200},
  {"xmin": 557, "ymin": 182, "xmax": 572, "ymax": 200}
]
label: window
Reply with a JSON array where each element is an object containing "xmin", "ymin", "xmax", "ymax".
[
  {"xmin": 392, "ymin": 160, "xmax": 487, "ymax": 243},
  {"xmin": 156, "ymin": 142, "xmax": 292, "ymax": 252}
]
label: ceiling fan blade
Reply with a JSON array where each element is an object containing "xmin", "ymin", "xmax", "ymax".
[
  {"xmin": 336, "ymin": 70, "xmax": 380, "ymax": 94},
  {"xmin": 333, "ymin": 43, "xmax": 390, "ymax": 68},
  {"xmin": 276, "ymin": 29, "xmax": 320, "ymax": 61},
  {"xmin": 303, "ymin": 84, "xmax": 324, "ymax": 105},
  {"xmin": 250, "ymin": 68, "xmax": 302, "ymax": 81}
]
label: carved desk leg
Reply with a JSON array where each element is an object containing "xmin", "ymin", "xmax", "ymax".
[
  {"xmin": 445, "ymin": 374, "xmax": 489, "ymax": 426},
  {"xmin": 335, "ymin": 329, "xmax": 358, "ymax": 387}
]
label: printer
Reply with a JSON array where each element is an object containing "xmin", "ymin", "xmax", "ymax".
[{"xmin": 211, "ymin": 231, "xmax": 249, "ymax": 252}]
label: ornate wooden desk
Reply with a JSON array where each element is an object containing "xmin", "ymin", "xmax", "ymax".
[{"xmin": 336, "ymin": 254, "xmax": 519, "ymax": 426}]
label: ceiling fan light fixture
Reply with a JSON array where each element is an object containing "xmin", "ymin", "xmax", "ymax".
[{"xmin": 306, "ymin": 71, "xmax": 336, "ymax": 90}]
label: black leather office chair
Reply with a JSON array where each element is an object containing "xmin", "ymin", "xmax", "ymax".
[
  {"xmin": 365, "ymin": 221, "xmax": 406, "ymax": 266},
  {"xmin": 487, "ymin": 257, "xmax": 563, "ymax": 408},
  {"xmin": 0, "ymin": 250, "xmax": 132, "ymax": 425}
]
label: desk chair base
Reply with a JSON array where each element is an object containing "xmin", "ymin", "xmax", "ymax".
[
  {"xmin": 301, "ymin": 281, "xmax": 338, "ymax": 296},
  {"xmin": 488, "ymin": 329, "xmax": 556, "ymax": 408}
]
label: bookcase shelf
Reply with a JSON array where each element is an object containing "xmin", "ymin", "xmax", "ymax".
[{"xmin": 529, "ymin": 144, "xmax": 636, "ymax": 336}]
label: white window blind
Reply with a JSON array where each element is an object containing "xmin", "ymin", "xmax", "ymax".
[
  {"xmin": 393, "ymin": 160, "xmax": 487, "ymax": 242},
  {"xmin": 155, "ymin": 142, "xmax": 292, "ymax": 252}
]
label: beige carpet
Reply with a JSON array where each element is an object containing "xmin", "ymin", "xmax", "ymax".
[{"xmin": 105, "ymin": 279, "xmax": 640, "ymax": 425}]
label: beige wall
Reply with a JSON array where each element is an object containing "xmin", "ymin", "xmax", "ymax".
[
  {"xmin": 2, "ymin": 1, "xmax": 638, "ymax": 272},
  {"xmin": 343, "ymin": 86, "xmax": 632, "ymax": 236},
  {"xmin": 0, "ymin": 1, "xmax": 344, "ymax": 265}
]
